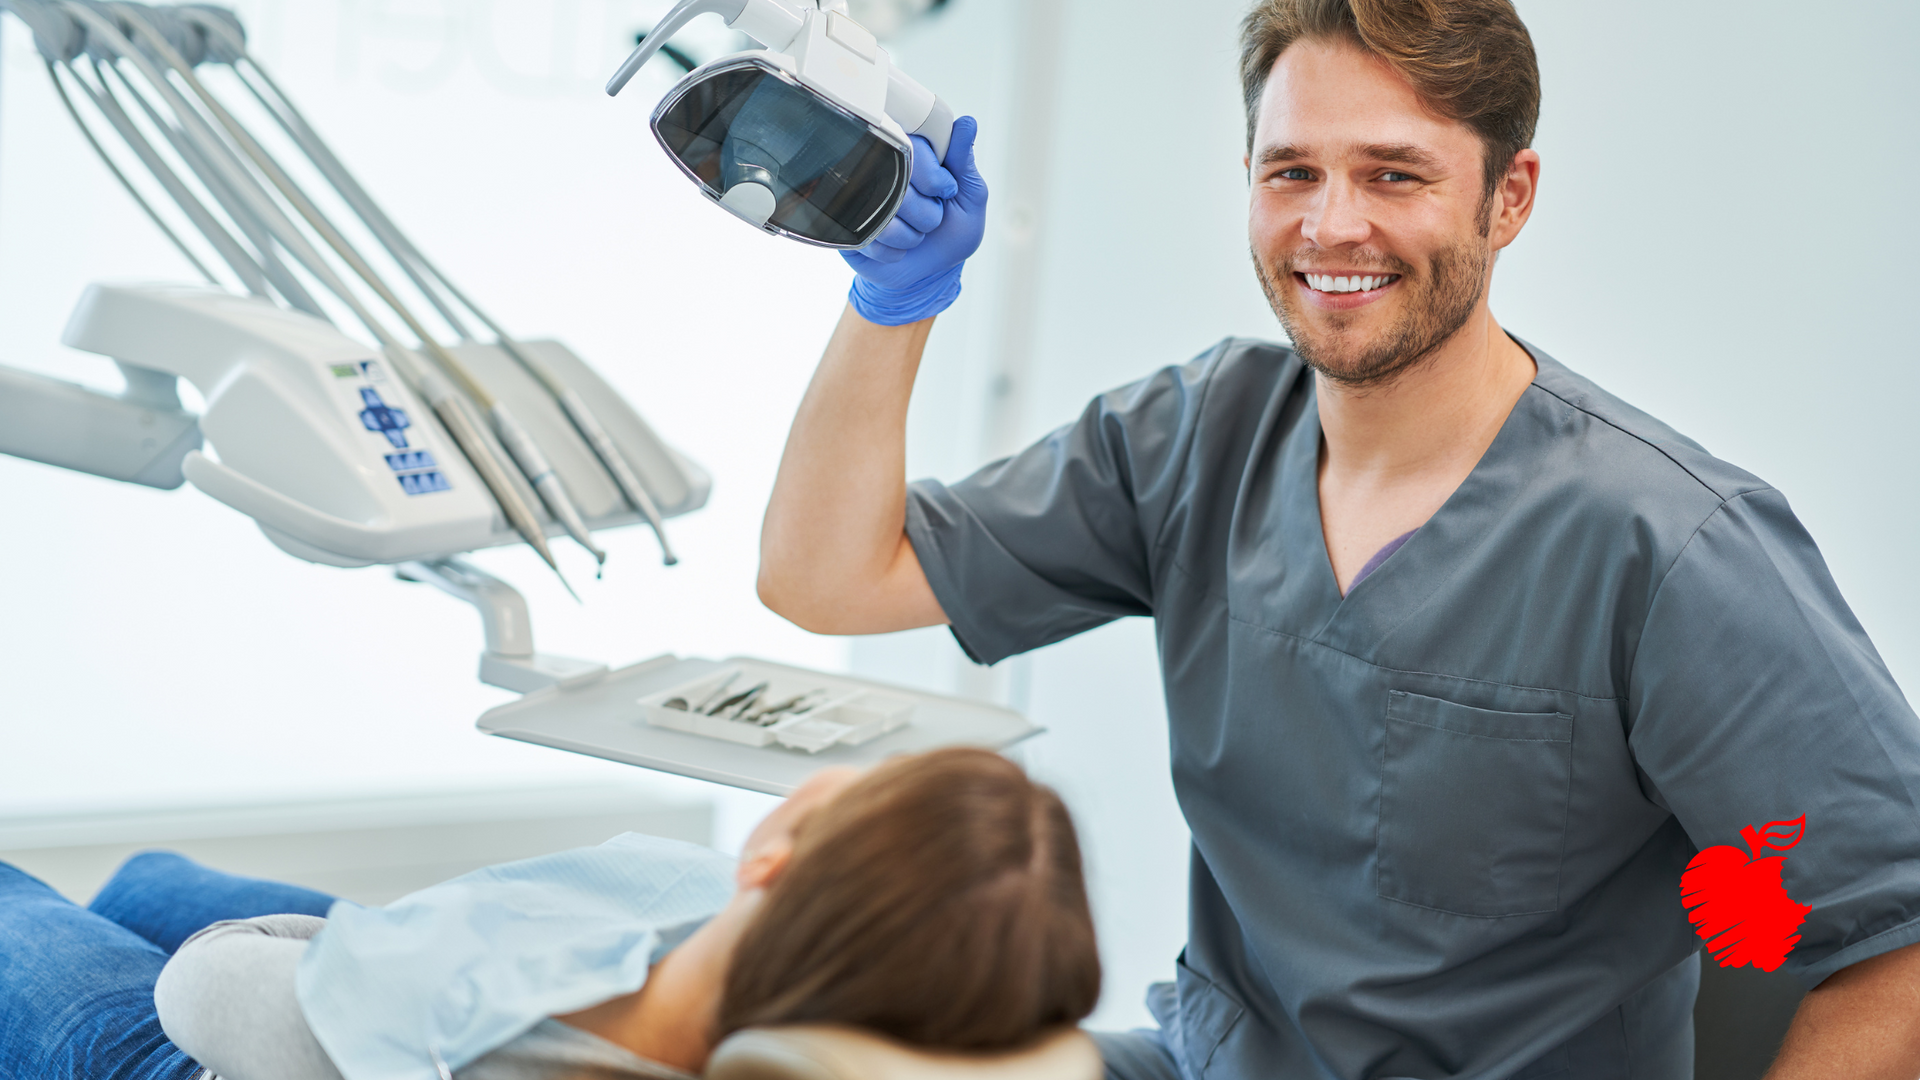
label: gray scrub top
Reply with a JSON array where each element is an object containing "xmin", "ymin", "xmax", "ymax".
[{"xmin": 903, "ymin": 338, "xmax": 1920, "ymax": 1080}]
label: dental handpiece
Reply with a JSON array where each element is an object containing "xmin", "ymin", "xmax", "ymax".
[
  {"xmin": 396, "ymin": 356, "xmax": 576, "ymax": 600},
  {"xmin": 555, "ymin": 387, "xmax": 676, "ymax": 566},
  {"xmin": 491, "ymin": 403, "xmax": 607, "ymax": 570}
]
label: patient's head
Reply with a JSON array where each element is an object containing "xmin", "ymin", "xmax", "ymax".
[{"xmin": 720, "ymin": 748, "xmax": 1100, "ymax": 1051}]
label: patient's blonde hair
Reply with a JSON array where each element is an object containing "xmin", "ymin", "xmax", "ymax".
[{"xmin": 718, "ymin": 748, "xmax": 1100, "ymax": 1050}]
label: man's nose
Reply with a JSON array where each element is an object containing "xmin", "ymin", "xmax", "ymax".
[{"xmin": 1302, "ymin": 181, "xmax": 1370, "ymax": 249}]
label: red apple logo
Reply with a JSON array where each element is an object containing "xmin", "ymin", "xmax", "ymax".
[{"xmin": 1680, "ymin": 815, "xmax": 1810, "ymax": 972}]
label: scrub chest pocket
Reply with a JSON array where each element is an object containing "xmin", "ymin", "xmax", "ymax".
[{"xmin": 1377, "ymin": 691, "xmax": 1575, "ymax": 917}]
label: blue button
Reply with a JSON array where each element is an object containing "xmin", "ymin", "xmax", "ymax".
[
  {"xmin": 385, "ymin": 450, "xmax": 438, "ymax": 472},
  {"xmin": 398, "ymin": 471, "xmax": 451, "ymax": 496},
  {"xmin": 359, "ymin": 388, "xmax": 411, "ymax": 449}
]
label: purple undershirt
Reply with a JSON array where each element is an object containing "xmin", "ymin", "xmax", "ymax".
[{"xmin": 1347, "ymin": 528, "xmax": 1417, "ymax": 595}]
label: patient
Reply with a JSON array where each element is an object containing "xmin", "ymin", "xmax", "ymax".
[{"xmin": 0, "ymin": 748, "xmax": 1099, "ymax": 1080}]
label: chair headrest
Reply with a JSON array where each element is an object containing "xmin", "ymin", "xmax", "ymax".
[{"xmin": 704, "ymin": 1026, "xmax": 1102, "ymax": 1080}]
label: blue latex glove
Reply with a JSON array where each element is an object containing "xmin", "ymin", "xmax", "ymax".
[{"xmin": 844, "ymin": 116, "xmax": 988, "ymax": 326}]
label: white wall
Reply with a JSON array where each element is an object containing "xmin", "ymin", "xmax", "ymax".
[{"xmin": 861, "ymin": 0, "xmax": 1920, "ymax": 1031}]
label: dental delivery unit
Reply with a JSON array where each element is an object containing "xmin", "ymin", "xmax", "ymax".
[{"xmin": 0, "ymin": 0, "xmax": 1034, "ymax": 794}]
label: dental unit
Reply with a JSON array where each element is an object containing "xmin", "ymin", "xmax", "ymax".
[{"xmin": 0, "ymin": 1, "xmax": 1035, "ymax": 795}]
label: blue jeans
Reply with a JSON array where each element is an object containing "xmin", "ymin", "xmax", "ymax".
[{"xmin": 0, "ymin": 852, "xmax": 336, "ymax": 1080}]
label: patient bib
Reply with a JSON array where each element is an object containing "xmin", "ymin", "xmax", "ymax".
[{"xmin": 295, "ymin": 833, "xmax": 735, "ymax": 1080}]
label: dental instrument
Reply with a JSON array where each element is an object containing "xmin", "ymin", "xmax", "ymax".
[
  {"xmin": 693, "ymin": 673, "xmax": 743, "ymax": 713},
  {"xmin": 606, "ymin": 0, "xmax": 958, "ymax": 249}
]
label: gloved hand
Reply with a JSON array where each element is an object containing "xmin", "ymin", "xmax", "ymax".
[{"xmin": 843, "ymin": 115, "xmax": 988, "ymax": 326}]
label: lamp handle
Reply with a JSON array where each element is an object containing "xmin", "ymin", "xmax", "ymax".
[{"xmin": 605, "ymin": 0, "xmax": 749, "ymax": 96}]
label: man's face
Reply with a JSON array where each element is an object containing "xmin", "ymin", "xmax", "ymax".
[{"xmin": 1247, "ymin": 38, "xmax": 1513, "ymax": 388}]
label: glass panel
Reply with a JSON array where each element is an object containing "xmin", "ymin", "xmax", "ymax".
[{"xmin": 653, "ymin": 62, "xmax": 907, "ymax": 248}]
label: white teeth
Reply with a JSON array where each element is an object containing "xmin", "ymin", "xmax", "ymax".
[
  {"xmin": 1304, "ymin": 273, "xmax": 1393, "ymax": 294},
  {"xmin": 1305, "ymin": 272, "xmax": 1397, "ymax": 294}
]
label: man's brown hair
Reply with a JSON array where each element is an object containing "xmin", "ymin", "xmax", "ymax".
[
  {"xmin": 717, "ymin": 748, "xmax": 1101, "ymax": 1050},
  {"xmin": 1239, "ymin": 0, "xmax": 1540, "ymax": 204}
]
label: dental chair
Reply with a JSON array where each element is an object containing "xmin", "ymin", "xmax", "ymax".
[{"xmin": 705, "ymin": 1026, "xmax": 1101, "ymax": 1080}]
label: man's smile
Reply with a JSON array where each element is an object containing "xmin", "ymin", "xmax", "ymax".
[{"xmin": 1293, "ymin": 270, "xmax": 1402, "ymax": 308}]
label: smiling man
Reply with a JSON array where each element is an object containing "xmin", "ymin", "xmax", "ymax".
[{"xmin": 757, "ymin": 1, "xmax": 1920, "ymax": 1077}]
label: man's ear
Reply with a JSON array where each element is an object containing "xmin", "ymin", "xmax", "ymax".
[
  {"xmin": 1490, "ymin": 148, "xmax": 1540, "ymax": 251},
  {"xmin": 737, "ymin": 841, "xmax": 794, "ymax": 891}
]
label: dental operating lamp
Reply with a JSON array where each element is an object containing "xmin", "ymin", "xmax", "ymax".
[
  {"xmin": 0, "ymin": 1, "xmax": 1035, "ymax": 795},
  {"xmin": 606, "ymin": 0, "xmax": 957, "ymax": 249}
]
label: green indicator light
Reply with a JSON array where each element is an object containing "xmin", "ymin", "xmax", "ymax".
[{"xmin": 330, "ymin": 364, "xmax": 358, "ymax": 378}]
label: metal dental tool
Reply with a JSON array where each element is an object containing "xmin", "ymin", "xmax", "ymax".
[
  {"xmin": 721, "ymin": 682, "xmax": 770, "ymax": 719},
  {"xmin": 691, "ymin": 672, "xmax": 741, "ymax": 713},
  {"xmin": 606, "ymin": 0, "xmax": 958, "ymax": 250},
  {"xmin": 706, "ymin": 681, "xmax": 768, "ymax": 717},
  {"xmin": 745, "ymin": 690, "xmax": 823, "ymax": 725}
]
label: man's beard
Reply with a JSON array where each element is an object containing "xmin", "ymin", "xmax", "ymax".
[{"xmin": 1254, "ymin": 238, "xmax": 1489, "ymax": 391}]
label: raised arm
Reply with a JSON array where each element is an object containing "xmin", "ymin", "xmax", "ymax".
[
  {"xmin": 758, "ymin": 308, "xmax": 947, "ymax": 634},
  {"xmin": 758, "ymin": 118, "xmax": 988, "ymax": 635}
]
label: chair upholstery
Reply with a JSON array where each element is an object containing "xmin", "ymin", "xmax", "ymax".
[{"xmin": 705, "ymin": 1026, "xmax": 1102, "ymax": 1080}]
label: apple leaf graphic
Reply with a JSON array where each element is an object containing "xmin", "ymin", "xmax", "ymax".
[{"xmin": 1680, "ymin": 815, "xmax": 1811, "ymax": 972}]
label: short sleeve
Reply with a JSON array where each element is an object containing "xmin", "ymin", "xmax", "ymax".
[
  {"xmin": 905, "ymin": 343, "xmax": 1223, "ymax": 666},
  {"xmin": 1628, "ymin": 488, "xmax": 1920, "ymax": 986}
]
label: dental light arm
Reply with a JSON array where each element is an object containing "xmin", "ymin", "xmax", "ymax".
[
  {"xmin": 606, "ymin": 0, "xmax": 955, "ymax": 164},
  {"xmin": 605, "ymin": 0, "xmax": 752, "ymax": 97}
]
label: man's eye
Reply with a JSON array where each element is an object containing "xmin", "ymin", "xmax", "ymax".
[
  {"xmin": 1380, "ymin": 171, "xmax": 1417, "ymax": 183},
  {"xmin": 1276, "ymin": 167, "xmax": 1314, "ymax": 181}
]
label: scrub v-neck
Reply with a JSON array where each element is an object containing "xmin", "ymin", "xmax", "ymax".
[
  {"xmin": 1280, "ymin": 346, "xmax": 1544, "ymax": 651},
  {"xmin": 1344, "ymin": 528, "xmax": 1417, "ymax": 596}
]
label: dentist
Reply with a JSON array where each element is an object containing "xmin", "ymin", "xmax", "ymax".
[{"xmin": 758, "ymin": 1, "xmax": 1920, "ymax": 1076}]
